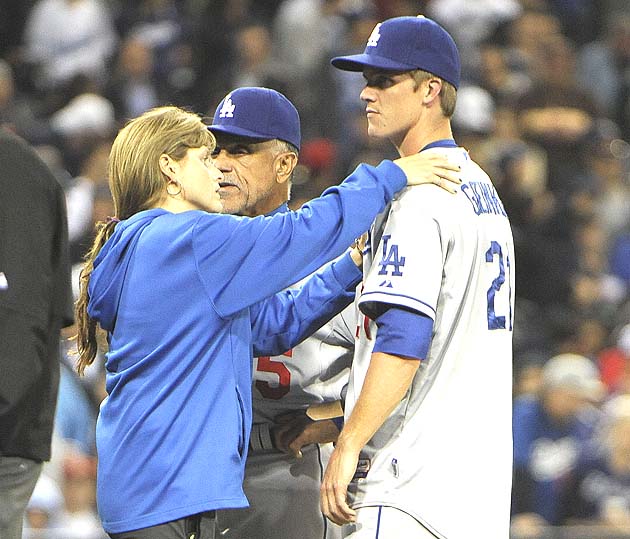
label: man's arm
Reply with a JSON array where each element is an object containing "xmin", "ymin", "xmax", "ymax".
[
  {"xmin": 271, "ymin": 389, "xmax": 347, "ymax": 458},
  {"xmin": 271, "ymin": 412, "xmax": 342, "ymax": 458},
  {"xmin": 320, "ymin": 351, "xmax": 419, "ymax": 525}
]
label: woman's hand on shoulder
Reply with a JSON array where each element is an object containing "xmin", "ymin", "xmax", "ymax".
[{"xmin": 394, "ymin": 153, "xmax": 461, "ymax": 193}]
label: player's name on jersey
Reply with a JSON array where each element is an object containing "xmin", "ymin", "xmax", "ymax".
[{"xmin": 461, "ymin": 181, "xmax": 507, "ymax": 218}]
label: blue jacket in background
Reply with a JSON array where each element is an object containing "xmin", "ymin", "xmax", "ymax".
[{"xmin": 512, "ymin": 395, "xmax": 598, "ymax": 524}]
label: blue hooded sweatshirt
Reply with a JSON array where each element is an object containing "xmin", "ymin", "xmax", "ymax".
[{"xmin": 88, "ymin": 161, "xmax": 405, "ymax": 533}]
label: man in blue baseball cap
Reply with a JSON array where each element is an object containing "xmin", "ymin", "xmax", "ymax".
[
  {"xmin": 209, "ymin": 86, "xmax": 347, "ymax": 539},
  {"xmin": 321, "ymin": 15, "xmax": 515, "ymax": 539},
  {"xmin": 208, "ymin": 85, "xmax": 462, "ymax": 539},
  {"xmin": 207, "ymin": 87, "xmax": 301, "ymax": 217}
]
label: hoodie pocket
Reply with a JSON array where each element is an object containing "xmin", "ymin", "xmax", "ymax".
[{"xmin": 235, "ymin": 388, "xmax": 246, "ymax": 458}]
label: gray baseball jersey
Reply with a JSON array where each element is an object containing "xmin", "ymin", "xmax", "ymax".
[
  {"xmin": 217, "ymin": 303, "xmax": 355, "ymax": 539},
  {"xmin": 346, "ymin": 146, "xmax": 514, "ymax": 539},
  {"xmin": 251, "ymin": 305, "xmax": 355, "ymax": 424}
]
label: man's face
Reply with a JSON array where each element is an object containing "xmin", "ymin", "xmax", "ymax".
[
  {"xmin": 360, "ymin": 68, "xmax": 423, "ymax": 143},
  {"xmin": 211, "ymin": 134, "xmax": 284, "ymax": 217}
]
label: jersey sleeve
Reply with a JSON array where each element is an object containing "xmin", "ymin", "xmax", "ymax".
[
  {"xmin": 193, "ymin": 161, "xmax": 406, "ymax": 318},
  {"xmin": 250, "ymin": 252, "xmax": 361, "ymax": 356},
  {"xmin": 359, "ymin": 191, "xmax": 445, "ymax": 321}
]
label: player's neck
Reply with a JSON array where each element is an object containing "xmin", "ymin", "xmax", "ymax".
[
  {"xmin": 395, "ymin": 119, "xmax": 454, "ymax": 157},
  {"xmin": 244, "ymin": 196, "xmax": 290, "ymax": 218}
]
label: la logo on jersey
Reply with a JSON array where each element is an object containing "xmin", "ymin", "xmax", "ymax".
[
  {"xmin": 378, "ymin": 235, "xmax": 405, "ymax": 287},
  {"xmin": 219, "ymin": 96, "xmax": 236, "ymax": 118},
  {"xmin": 367, "ymin": 23, "xmax": 382, "ymax": 47}
]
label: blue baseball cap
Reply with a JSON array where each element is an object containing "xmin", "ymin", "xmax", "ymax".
[
  {"xmin": 331, "ymin": 16, "xmax": 461, "ymax": 89},
  {"xmin": 208, "ymin": 87, "xmax": 301, "ymax": 150}
]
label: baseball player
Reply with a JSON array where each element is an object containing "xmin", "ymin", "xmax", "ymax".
[
  {"xmin": 322, "ymin": 16, "xmax": 515, "ymax": 539},
  {"xmin": 208, "ymin": 87, "xmax": 461, "ymax": 539}
]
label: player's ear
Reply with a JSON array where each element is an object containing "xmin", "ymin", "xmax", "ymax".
[
  {"xmin": 423, "ymin": 77, "xmax": 442, "ymax": 105},
  {"xmin": 275, "ymin": 151, "xmax": 298, "ymax": 184}
]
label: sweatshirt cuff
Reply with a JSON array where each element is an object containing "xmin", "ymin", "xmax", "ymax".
[
  {"xmin": 331, "ymin": 252, "xmax": 363, "ymax": 289},
  {"xmin": 375, "ymin": 159, "xmax": 407, "ymax": 195}
]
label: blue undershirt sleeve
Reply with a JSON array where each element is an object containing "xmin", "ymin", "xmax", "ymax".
[{"xmin": 372, "ymin": 306, "xmax": 434, "ymax": 360}]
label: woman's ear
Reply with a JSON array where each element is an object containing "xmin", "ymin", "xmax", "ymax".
[
  {"xmin": 159, "ymin": 154, "xmax": 178, "ymax": 180},
  {"xmin": 275, "ymin": 152, "xmax": 298, "ymax": 184}
]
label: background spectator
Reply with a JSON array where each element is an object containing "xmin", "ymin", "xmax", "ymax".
[
  {"xmin": 567, "ymin": 395, "xmax": 630, "ymax": 529},
  {"xmin": 0, "ymin": 128, "xmax": 73, "ymax": 539},
  {"xmin": 511, "ymin": 353, "xmax": 605, "ymax": 534}
]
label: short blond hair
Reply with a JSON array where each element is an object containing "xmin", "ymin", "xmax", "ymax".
[{"xmin": 410, "ymin": 69, "xmax": 457, "ymax": 117}]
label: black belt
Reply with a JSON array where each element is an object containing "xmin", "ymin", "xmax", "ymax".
[{"xmin": 185, "ymin": 511, "xmax": 216, "ymax": 539}]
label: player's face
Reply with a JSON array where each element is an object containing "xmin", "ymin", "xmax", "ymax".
[
  {"xmin": 175, "ymin": 146, "xmax": 224, "ymax": 213},
  {"xmin": 211, "ymin": 135, "xmax": 283, "ymax": 217},
  {"xmin": 360, "ymin": 68, "xmax": 423, "ymax": 144}
]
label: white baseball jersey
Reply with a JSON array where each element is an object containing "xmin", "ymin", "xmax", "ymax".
[
  {"xmin": 346, "ymin": 146, "xmax": 514, "ymax": 539},
  {"xmin": 217, "ymin": 303, "xmax": 355, "ymax": 539}
]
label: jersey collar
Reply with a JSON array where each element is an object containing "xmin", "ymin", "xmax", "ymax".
[{"xmin": 420, "ymin": 139, "xmax": 458, "ymax": 152}]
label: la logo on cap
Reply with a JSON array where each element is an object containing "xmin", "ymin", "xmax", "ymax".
[
  {"xmin": 219, "ymin": 96, "xmax": 235, "ymax": 118},
  {"xmin": 367, "ymin": 23, "xmax": 381, "ymax": 47}
]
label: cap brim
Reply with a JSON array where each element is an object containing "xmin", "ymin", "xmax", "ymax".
[
  {"xmin": 207, "ymin": 124, "xmax": 272, "ymax": 142},
  {"xmin": 331, "ymin": 53, "xmax": 416, "ymax": 72}
]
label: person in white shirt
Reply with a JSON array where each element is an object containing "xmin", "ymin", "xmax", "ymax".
[{"xmin": 323, "ymin": 16, "xmax": 515, "ymax": 539}]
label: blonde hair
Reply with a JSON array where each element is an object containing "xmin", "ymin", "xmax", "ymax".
[
  {"xmin": 75, "ymin": 106, "xmax": 215, "ymax": 375},
  {"xmin": 410, "ymin": 69, "xmax": 457, "ymax": 117}
]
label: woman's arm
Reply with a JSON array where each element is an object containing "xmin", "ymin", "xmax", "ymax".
[{"xmin": 250, "ymin": 251, "xmax": 360, "ymax": 356}]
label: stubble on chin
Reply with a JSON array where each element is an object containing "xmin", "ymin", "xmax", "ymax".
[
  {"xmin": 366, "ymin": 121, "xmax": 387, "ymax": 141},
  {"xmin": 219, "ymin": 196, "xmax": 246, "ymax": 217}
]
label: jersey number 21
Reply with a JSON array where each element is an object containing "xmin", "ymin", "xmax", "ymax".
[{"xmin": 485, "ymin": 240, "xmax": 513, "ymax": 331}]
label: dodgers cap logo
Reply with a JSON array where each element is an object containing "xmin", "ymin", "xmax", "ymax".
[
  {"xmin": 366, "ymin": 23, "xmax": 381, "ymax": 47},
  {"xmin": 330, "ymin": 15, "xmax": 461, "ymax": 89},
  {"xmin": 218, "ymin": 96, "xmax": 235, "ymax": 118},
  {"xmin": 208, "ymin": 87, "xmax": 301, "ymax": 150}
]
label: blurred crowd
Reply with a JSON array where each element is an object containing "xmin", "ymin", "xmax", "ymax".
[{"xmin": 1, "ymin": 0, "xmax": 629, "ymax": 537}]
